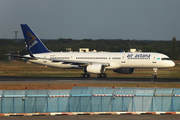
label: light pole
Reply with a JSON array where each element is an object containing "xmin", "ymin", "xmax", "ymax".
[{"xmin": 14, "ymin": 30, "xmax": 19, "ymax": 55}]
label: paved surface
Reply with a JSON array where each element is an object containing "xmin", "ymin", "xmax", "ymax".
[
  {"xmin": 0, "ymin": 76, "xmax": 180, "ymax": 83},
  {"xmin": 0, "ymin": 115, "xmax": 180, "ymax": 120}
]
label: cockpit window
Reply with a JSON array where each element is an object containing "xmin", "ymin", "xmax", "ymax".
[{"xmin": 161, "ymin": 58, "xmax": 171, "ymax": 60}]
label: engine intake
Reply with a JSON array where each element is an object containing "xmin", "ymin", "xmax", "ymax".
[{"xmin": 86, "ymin": 64, "xmax": 106, "ymax": 74}]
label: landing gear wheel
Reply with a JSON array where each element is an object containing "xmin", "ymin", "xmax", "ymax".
[
  {"xmin": 81, "ymin": 74, "xmax": 84, "ymax": 78},
  {"xmin": 101, "ymin": 73, "xmax": 107, "ymax": 78},
  {"xmin": 86, "ymin": 74, "xmax": 90, "ymax": 78},
  {"xmin": 152, "ymin": 75, "xmax": 157, "ymax": 79},
  {"xmin": 97, "ymin": 74, "xmax": 107, "ymax": 78},
  {"xmin": 97, "ymin": 74, "xmax": 102, "ymax": 78}
]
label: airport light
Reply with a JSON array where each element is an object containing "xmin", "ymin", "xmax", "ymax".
[{"xmin": 14, "ymin": 30, "xmax": 19, "ymax": 55}]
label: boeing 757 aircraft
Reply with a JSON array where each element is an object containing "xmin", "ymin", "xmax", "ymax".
[{"xmin": 16, "ymin": 24, "xmax": 175, "ymax": 78}]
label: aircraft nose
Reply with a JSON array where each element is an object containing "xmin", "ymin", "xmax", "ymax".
[{"xmin": 171, "ymin": 61, "xmax": 175, "ymax": 67}]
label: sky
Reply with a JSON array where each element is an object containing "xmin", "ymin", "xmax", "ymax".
[{"xmin": 0, "ymin": 0, "xmax": 180, "ymax": 40}]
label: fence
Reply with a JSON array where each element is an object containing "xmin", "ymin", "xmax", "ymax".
[{"xmin": 0, "ymin": 87, "xmax": 180, "ymax": 113}]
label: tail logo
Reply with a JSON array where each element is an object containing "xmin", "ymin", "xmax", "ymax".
[{"xmin": 27, "ymin": 31, "xmax": 37, "ymax": 45}]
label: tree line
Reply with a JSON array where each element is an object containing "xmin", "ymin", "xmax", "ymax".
[{"xmin": 0, "ymin": 37, "xmax": 179, "ymax": 61}]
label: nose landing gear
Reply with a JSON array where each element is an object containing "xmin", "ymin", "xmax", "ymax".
[{"xmin": 152, "ymin": 68, "xmax": 158, "ymax": 79}]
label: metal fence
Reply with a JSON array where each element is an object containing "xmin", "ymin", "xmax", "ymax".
[{"xmin": 0, "ymin": 87, "xmax": 180, "ymax": 113}]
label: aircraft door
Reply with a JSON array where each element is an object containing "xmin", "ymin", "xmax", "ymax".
[
  {"xmin": 152, "ymin": 56, "xmax": 156, "ymax": 63},
  {"xmin": 43, "ymin": 56, "xmax": 47, "ymax": 63},
  {"xmin": 121, "ymin": 56, "xmax": 125, "ymax": 63}
]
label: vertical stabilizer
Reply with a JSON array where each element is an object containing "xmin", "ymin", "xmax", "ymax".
[{"xmin": 21, "ymin": 24, "xmax": 50, "ymax": 54}]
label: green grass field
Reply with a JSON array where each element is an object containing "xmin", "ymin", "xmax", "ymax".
[
  {"xmin": 0, "ymin": 61, "xmax": 179, "ymax": 78},
  {"xmin": 0, "ymin": 61, "xmax": 180, "ymax": 90}
]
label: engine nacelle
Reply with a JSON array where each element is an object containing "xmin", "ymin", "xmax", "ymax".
[
  {"xmin": 113, "ymin": 68, "xmax": 134, "ymax": 74},
  {"xmin": 86, "ymin": 64, "xmax": 106, "ymax": 74}
]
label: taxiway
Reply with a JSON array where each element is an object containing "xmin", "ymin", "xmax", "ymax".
[{"xmin": 0, "ymin": 76, "xmax": 179, "ymax": 83}]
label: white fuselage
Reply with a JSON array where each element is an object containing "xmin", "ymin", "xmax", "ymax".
[{"xmin": 27, "ymin": 52, "xmax": 175, "ymax": 69}]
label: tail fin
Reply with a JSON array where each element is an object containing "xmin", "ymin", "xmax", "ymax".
[{"xmin": 21, "ymin": 24, "xmax": 50, "ymax": 54}]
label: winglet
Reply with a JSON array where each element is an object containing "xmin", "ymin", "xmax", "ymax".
[{"xmin": 21, "ymin": 24, "xmax": 50, "ymax": 55}]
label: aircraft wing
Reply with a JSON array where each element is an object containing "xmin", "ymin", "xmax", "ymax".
[
  {"xmin": 54, "ymin": 59, "xmax": 110, "ymax": 66},
  {"xmin": 40, "ymin": 58, "xmax": 110, "ymax": 67},
  {"xmin": 6, "ymin": 54, "xmax": 110, "ymax": 66}
]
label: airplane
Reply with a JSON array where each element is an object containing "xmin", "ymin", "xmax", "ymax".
[{"xmin": 14, "ymin": 24, "xmax": 175, "ymax": 78}]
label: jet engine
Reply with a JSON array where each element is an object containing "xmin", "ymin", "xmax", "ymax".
[
  {"xmin": 113, "ymin": 68, "xmax": 134, "ymax": 74},
  {"xmin": 86, "ymin": 64, "xmax": 106, "ymax": 74}
]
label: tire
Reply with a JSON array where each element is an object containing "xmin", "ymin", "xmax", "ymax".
[{"xmin": 152, "ymin": 75, "xmax": 157, "ymax": 79}]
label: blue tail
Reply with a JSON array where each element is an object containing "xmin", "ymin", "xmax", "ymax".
[{"xmin": 21, "ymin": 24, "xmax": 50, "ymax": 55}]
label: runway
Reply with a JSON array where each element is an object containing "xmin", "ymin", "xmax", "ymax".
[{"xmin": 0, "ymin": 76, "xmax": 179, "ymax": 83}]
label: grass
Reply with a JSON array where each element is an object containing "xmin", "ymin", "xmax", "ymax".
[
  {"xmin": 0, "ymin": 61, "xmax": 180, "ymax": 90},
  {"xmin": 0, "ymin": 61, "xmax": 180, "ymax": 78}
]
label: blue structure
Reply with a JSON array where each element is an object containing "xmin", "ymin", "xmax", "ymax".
[{"xmin": 0, "ymin": 87, "xmax": 180, "ymax": 113}]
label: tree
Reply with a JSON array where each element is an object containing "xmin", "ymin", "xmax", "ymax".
[
  {"xmin": 171, "ymin": 37, "xmax": 179, "ymax": 60},
  {"xmin": 142, "ymin": 46, "xmax": 154, "ymax": 52}
]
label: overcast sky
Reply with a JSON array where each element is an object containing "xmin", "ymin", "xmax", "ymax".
[{"xmin": 0, "ymin": 0, "xmax": 180, "ymax": 40}]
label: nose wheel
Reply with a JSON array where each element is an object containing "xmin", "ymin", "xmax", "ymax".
[
  {"xmin": 152, "ymin": 68, "xmax": 158, "ymax": 79},
  {"xmin": 152, "ymin": 75, "xmax": 157, "ymax": 79}
]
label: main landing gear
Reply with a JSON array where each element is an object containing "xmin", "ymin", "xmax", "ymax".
[
  {"xmin": 81, "ymin": 73, "xmax": 90, "ymax": 78},
  {"xmin": 81, "ymin": 66, "xmax": 107, "ymax": 78},
  {"xmin": 81, "ymin": 67, "xmax": 90, "ymax": 78},
  {"xmin": 80, "ymin": 73, "xmax": 107, "ymax": 78},
  {"xmin": 97, "ymin": 73, "xmax": 107, "ymax": 78},
  {"xmin": 152, "ymin": 68, "xmax": 158, "ymax": 79}
]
